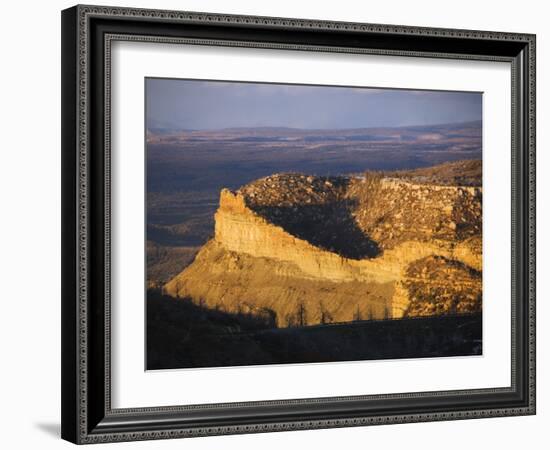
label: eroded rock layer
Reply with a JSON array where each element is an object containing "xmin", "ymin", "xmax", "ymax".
[{"xmin": 165, "ymin": 160, "xmax": 482, "ymax": 326}]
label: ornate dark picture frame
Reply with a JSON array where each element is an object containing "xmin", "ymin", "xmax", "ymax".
[{"xmin": 61, "ymin": 4, "xmax": 536, "ymax": 444}]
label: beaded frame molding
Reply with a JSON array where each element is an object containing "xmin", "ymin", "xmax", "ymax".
[{"xmin": 61, "ymin": 4, "xmax": 536, "ymax": 444}]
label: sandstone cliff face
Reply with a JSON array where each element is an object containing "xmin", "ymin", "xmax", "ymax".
[{"xmin": 165, "ymin": 163, "xmax": 482, "ymax": 326}]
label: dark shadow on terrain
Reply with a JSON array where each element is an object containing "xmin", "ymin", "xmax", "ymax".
[
  {"xmin": 249, "ymin": 199, "xmax": 380, "ymax": 259},
  {"xmin": 147, "ymin": 291, "xmax": 482, "ymax": 370}
]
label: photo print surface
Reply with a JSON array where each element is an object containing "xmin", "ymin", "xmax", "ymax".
[{"xmin": 145, "ymin": 78, "xmax": 483, "ymax": 370}]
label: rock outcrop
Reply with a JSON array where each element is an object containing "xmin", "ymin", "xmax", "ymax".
[{"xmin": 165, "ymin": 161, "xmax": 482, "ymax": 326}]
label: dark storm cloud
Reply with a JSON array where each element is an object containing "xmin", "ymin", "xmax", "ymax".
[{"xmin": 146, "ymin": 78, "xmax": 482, "ymax": 131}]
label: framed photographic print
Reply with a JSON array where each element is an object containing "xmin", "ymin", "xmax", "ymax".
[{"xmin": 61, "ymin": 5, "xmax": 536, "ymax": 444}]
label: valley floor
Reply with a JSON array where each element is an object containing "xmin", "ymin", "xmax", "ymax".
[{"xmin": 147, "ymin": 291, "xmax": 482, "ymax": 370}]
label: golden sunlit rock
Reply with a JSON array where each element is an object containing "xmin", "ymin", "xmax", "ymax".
[{"xmin": 165, "ymin": 160, "xmax": 482, "ymax": 327}]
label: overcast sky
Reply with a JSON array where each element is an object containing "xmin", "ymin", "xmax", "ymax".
[{"xmin": 146, "ymin": 78, "xmax": 482, "ymax": 131}]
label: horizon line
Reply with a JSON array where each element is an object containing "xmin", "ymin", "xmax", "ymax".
[{"xmin": 148, "ymin": 119, "xmax": 482, "ymax": 133}]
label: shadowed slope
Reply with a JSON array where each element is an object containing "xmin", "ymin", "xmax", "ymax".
[
  {"xmin": 239, "ymin": 174, "xmax": 379, "ymax": 259},
  {"xmin": 165, "ymin": 160, "xmax": 482, "ymax": 326}
]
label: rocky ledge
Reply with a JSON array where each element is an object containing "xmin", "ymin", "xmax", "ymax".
[{"xmin": 165, "ymin": 160, "xmax": 482, "ymax": 327}]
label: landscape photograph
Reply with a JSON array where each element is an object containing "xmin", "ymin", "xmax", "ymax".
[{"xmin": 145, "ymin": 78, "xmax": 483, "ymax": 370}]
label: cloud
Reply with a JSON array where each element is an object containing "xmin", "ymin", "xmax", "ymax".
[{"xmin": 146, "ymin": 78, "xmax": 482, "ymax": 130}]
